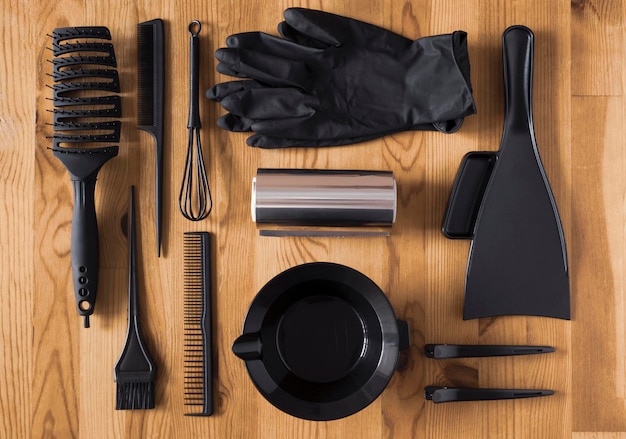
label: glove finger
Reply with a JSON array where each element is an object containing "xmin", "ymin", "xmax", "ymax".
[
  {"xmin": 207, "ymin": 80, "xmax": 265, "ymax": 102},
  {"xmin": 225, "ymin": 31, "xmax": 320, "ymax": 60},
  {"xmin": 246, "ymin": 134, "xmax": 308, "ymax": 148},
  {"xmin": 215, "ymin": 63, "xmax": 249, "ymax": 79},
  {"xmin": 250, "ymin": 115, "xmax": 370, "ymax": 141},
  {"xmin": 223, "ymin": 118, "xmax": 452, "ymax": 147},
  {"xmin": 277, "ymin": 21, "xmax": 328, "ymax": 49},
  {"xmin": 215, "ymin": 47, "xmax": 309, "ymax": 88},
  {"xmin": 432, "ymin": 118, "xmax": 465, "ymax": 134},
  {"xmin": 247, "ymin": 131, "xmax": 393, "ymax": 148},
  {"xmin": 220, "ymin": 87, "xmax": 317, "ymax": 119},
  {"xmin": 282, "ymin": 8, "xmax": 346, "ymax": 46},
  {"xmin": 217, "ymin": 113, "xmax": 254, "ymax": 132},
  {"xmin": 283, "ymin": 7, "xmax": 409, "ymax": 48}
]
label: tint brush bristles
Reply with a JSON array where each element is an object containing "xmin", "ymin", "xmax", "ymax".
[
  {"xmin": 116, "ymin": 381, "xmax": 155, "ymax": 410},
  {"xmin": 183, "ymin": 232, "xmax": 213, "ymax": 416}
]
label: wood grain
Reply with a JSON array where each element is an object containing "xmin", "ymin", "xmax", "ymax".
[
  {"xmin": 0, "ymin": 2, "xmax": 35, "ymax": 439},
  {"xmin": 571, "ymin": 0, "xmax": 622, "ymax": 96},
  {"xmin": 1, "ymin": 0, "xmax": 625, "ymax": 437},
  {"xmin": 571, "ymin": 96, "xmax": 625, "ymax": 431}
]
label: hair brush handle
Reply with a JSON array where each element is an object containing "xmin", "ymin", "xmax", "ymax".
[{"xmin": 70, "ymin": 178, "xmax": 100, "ymax": 328}]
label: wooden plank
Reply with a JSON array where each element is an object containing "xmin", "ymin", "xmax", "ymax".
[
  {"xmin": 571, "ymin": 0, "xmax": 622, "ymax": 96},
  {"xmin": 571, "ymin": 96, "xmax": 626, "ymax": 431},
  {"xmin": 32, "ymin": 5, "xmax": 86, "ymax": 438},
  {"xmin": 570, "ymin": 0, "xmax": 625, "ymax": 433},
  {"xmin": 573, "ymin": 434, "xmax": 626, "ymax": 439},
  {"xmin": 0, "ymin": 2, "xmax": 35, "ymax": 438}
]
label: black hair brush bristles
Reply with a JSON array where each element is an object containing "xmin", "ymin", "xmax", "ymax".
[
  {"xmin": 137, "ymin": 19, "xmax": 165, "ymax": 257},
  {"xmin": 114, "ymin": 186, "xmax": 156, "ymax": 410}
]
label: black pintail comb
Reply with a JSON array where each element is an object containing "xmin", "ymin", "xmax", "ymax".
[{"xmin": 137, "ymin": 19, "xmax": 165, "ymax": 257}]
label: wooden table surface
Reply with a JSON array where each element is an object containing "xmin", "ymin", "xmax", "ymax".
[{"xmin": 2, "ymin": 0, "xmax": 625, "ymax": 437}]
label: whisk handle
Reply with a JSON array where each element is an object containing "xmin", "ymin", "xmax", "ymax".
[{"xmin": 188, "ymin": 21, "xmax": 201, "ymax": 129}]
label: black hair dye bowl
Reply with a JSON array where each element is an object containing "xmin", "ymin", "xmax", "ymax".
[{"xmin": 232, "ymin": 262, "xmax": 409, "ymax": 421}]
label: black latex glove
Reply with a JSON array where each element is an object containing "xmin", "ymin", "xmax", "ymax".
[{"xmin": 207, "ymin": 8, "xmax": 476, "ymax": 148}]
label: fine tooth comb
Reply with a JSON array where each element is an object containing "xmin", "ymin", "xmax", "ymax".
[
  {"xmin": 137, "ymin": 19, "xmax": 165, "ymax": 257},
  {"xmin": 183, "ymin": 232, "xmax": 213, "ymax": 416},
  {"xmin": 48, "ymin": 26, "xmax": 121, "ymax": 328}
]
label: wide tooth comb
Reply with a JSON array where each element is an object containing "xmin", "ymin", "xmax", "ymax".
[{"xmin": 183, "ymin": 232, "xmax": 213, "ymax": 416}]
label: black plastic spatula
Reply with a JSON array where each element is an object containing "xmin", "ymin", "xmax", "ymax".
[{"xmin": 462, "ymin": 26, "xmax": 570, "ymax": 320}]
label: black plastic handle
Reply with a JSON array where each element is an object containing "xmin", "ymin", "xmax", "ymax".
[
  {"xmin": 232, "ymin": 333, "xmax": 263, "ymax": 361},
  {"xmin": 128, "ymin": 186, "xmax": 139, "ymax": 318},
  {"xmin": 502, "ymin": 25, "xmax": 534, "ymax": 138},
  {"xmin": 188, "ymin": 21, "xmax": 201, "ymax": 129},
  {"xmin": 397, "ymin": 319, "xmax": 411, "ymax": 351},
  {"xmin": 71, "ymin": 178, "xmax": 99, "ymax": 328},
  {"xmin": 442, "ymin": 152, "xmax": 498, "ymax": 239}
]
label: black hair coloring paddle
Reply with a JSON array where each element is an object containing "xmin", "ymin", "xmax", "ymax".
[{"xmin": 461, "ymin": 26, "xmax": 570, "ymax": 319}]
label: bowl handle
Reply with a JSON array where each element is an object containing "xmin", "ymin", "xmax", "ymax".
[
  {"xmin": 232, "ymin": 333, "xmax": 263, "ymax": 361},
  {"xmin": 397, "ymin": 320, "xmax": 410, "ymax": 350}
]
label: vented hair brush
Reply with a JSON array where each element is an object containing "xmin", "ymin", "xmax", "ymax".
[{"xmin": 48, "ymin": 26, "xmax": 121, "ymax": 328}]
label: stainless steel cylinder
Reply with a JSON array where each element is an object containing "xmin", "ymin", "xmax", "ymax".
[{"xmin": 251, "ymin": 169, "xmax": 397, "ymax": 226}]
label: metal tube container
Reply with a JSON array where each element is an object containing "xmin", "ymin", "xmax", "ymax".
[{"xmin": 251, "ymin": 169, "xmax": 397, "ymax": 226}]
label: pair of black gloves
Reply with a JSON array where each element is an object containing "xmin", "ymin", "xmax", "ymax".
[{"xmin": 207, "ymin": 8, "xmax": 476, "ymax": 148}]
